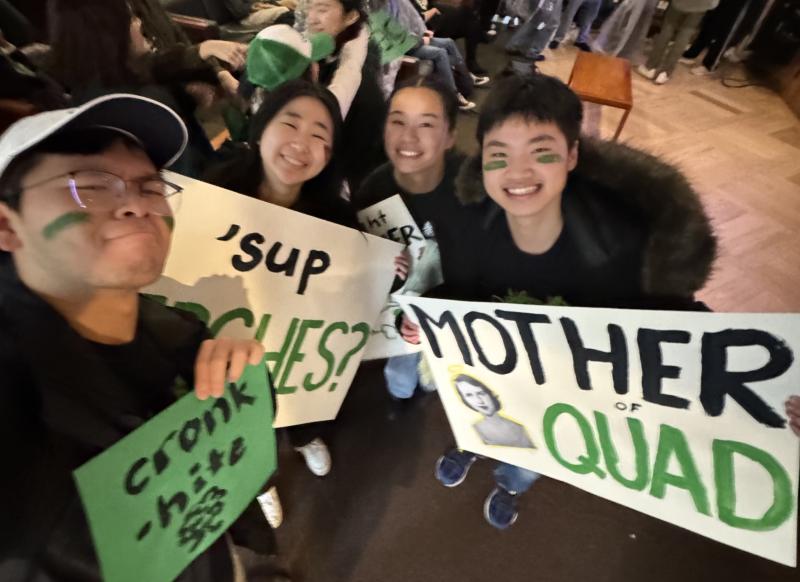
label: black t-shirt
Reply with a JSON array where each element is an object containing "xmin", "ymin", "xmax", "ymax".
[
  {"xmin": 473, "ymin": 209, "xmax": 643, "ymax": 306},
  {"xmin": 354, "ymin": 151, "xmax": 468, "ymax": 244}
]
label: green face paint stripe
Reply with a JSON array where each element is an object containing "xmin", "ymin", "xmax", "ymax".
[
  {"xmin": 536, "ymin": 153, "xmax": 563, "ymax": 164},
  {"xmin": 483, "ymin": 160, "xmax": 507, "ymax": 171},
  {"xmin": 162, "ymin": 215, "xmax": 175, "ymax": 231},
  {"xmin": 42, "ymin": 212, "xmax": 90, "ymax": 240}
]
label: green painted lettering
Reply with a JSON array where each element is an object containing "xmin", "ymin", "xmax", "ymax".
[
  {"xmin": 650, "ymin": 424, "xmax": 710, "ymax": 515},
  {"xmin": 278, "ymin": 319, "xmax": 324, "ymax": 392},
  {"xmin": 595, "ymin": 411, "xmax": 650, "ymax": 491},
  {"xmin": 543, "ymin": 403, "xmax": 605, "ymax": 478},
  {"xmin": 209, "ymin": 308, "xmax": 254, "ymax": 337},
  {"xmin": 713, "ymin": 439, "xmax": 793, "ymax": 531},
  {"xmin": 303, "ymin": 321, "xmax": 346, "ymax": 391}
]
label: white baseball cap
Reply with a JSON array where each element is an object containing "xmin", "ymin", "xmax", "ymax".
[{"xmin": 0, "ymin": 93, "xmax": 188, "ymax": 181}]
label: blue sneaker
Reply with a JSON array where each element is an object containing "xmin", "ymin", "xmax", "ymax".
[
  {"xmin": 484, "ymin": 487, "xmax": 519, "ymax": 529},
  {"xmin": 435, "ymin": 449, "xmax": 477, "ymax": 487}
]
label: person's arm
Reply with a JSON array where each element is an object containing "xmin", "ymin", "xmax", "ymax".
[
  {"xmin": 144, "ymin": 45, "xmax": 221, "ymax": 85},
  {"xmin": 327, "ymin": 26, "xmax": 369, "ymax": 117}
]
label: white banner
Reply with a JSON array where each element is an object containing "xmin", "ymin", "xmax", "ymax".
[
  {"xmin": 396, "ymin": 295, "xmax": 800, "ymax": 566},
  {"xmin": 146, "ymin": 173, "xmax": 402, "ymax": 427},
  {"xmin": 356, "ymin": 195, "xmax": 441, "ymax": 359}
]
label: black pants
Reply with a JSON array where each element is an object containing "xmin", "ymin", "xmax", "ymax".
[
  {"xmin": 429, "ymin": 2, "xmax": 484, "ymax": 66},
  {"xmin": 683, "ymin": 0, "xmax": 751, "ymax": 70},
  {"xmin": 479, "ymin": 0, "xmax": 501, "ymax": 32},
  {"xmin": 286, "ymin": 421, "xmax": 327, "ymax": 448}
]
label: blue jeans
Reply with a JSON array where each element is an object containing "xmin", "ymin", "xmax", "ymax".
[
  {"xmin": 409, "ymin": 37, "xmax": 471, "ymax": 94},
  {"xmin": 384, "ymin": 352, "xmax": 432, "ymax": 399},
  {"xmin": 494, "ymin": 462, "xmax": 541, "ymax": 494},
  {"xmin": 554, "ymin": 0, "xmax": 602, "ymax": 44},
  {"xmin": 507, "ymin": 0, "xmax": 563, "ymax": 57}
]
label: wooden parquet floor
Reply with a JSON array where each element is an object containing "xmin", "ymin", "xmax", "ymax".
[
  {"xmin": 536, "ymin": 47, "xmax": 800, "ymax": 313},
  {"xmin": 458, "ymin": 34, "xmax": 800, "ymax": 314}
]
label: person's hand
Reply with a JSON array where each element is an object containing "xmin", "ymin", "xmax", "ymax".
[
  {"xmin": 423, "ymin": 8, "xmax": 440, "ymax": 21},
  {"xmin": 424, "ymin": 29, "xmax": 435, "ymax": 37},
  {"xmin": 422, "ymin": 35, "xmax": 431, "ymax": 45},
  {"xmin": 251, "ymin": 1, "xmax": 274, "ymax": 10},
  {"xmin": 199, "ymin": 40, "xmax": 248, "ymax": 70},
  {"xmin": 786, "ymin": 396, "xmax": 800, "ymax": 437},
  {"xmin": 394, "ymin": 249, "xmax": 410, "ymax": 281},
  {"xmin": 194, "ymin": 338, "xmax": 265, "ymax": 400},
  {"xmin": 217, "ymin": 70, "xmax": 240, "ymax": 97},
  {"xmin": 400, "ymin": 315, "xmax": 421, "ymax": 345}
]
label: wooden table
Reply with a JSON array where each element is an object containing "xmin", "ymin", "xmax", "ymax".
[{"xmin": 568, "ymin": 52, "xmax": 633, "ymax": 140}]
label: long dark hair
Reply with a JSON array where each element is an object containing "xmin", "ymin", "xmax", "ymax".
[
  {"xmin": 205, "ymin": 80, "xmax": 347, "ymax": 220},
  {"xmin": 332, "ymin": 0, "xmax": 368, "ymax": 50},
  {"xmin": 47, "ymin": 0, "xmax": 140, "ymax": 89}
]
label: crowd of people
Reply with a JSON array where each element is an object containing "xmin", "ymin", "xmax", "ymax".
[{"xmin": 1, "ymin": 0, "xmax": 798, "ymax": 581}]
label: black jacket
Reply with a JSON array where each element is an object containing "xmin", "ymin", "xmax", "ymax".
[
  {"xmin": 452, "ymin": 137, "xmax": 717, "ymax": 306},
  {"xmin": 0, "ymin": 255, "xmax": 235, "ymax": 581}
]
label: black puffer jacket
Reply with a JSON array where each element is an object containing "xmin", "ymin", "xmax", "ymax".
[{"xmin": 451, "ymin": 136, "xmax": 717, "ymax": 305}]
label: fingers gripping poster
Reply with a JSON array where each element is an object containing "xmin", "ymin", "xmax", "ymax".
[
  {"xmin": 396, "ymin": 295, "xmax": 800, "ymax": 566},
  {"xmin": 74, "ymin": 362, "xmax": 276, "ymax": 582},
  {"xmin": 357, "ymin": 195, "xmax": 443, "ymax": 359},
  {"xmin": 146, "ymin": 174, "xmax": 402, "ymax": 427}
]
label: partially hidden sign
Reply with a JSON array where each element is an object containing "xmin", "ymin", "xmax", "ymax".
[
  {"xmin": 396, "ymin": 295, "xmax": 800, "ymax": 566},
  {"xmin": 357, "ymin": 194, "xmax": 442, "ymax": 360},
  {"xmin": 74, "ymin": 362, "xmax": 276, "ymax": 582},
  {"xmin": 146, "ymin": 173, "xmax": 402, "ymax": 427},
  {"xmin": 368, "ymin": 10, "xmax": 420, "ymax": 65}
]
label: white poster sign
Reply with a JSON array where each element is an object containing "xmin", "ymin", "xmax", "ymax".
[
  {"xmin": 397, "ymin": 295, "xmax": 800, "ymax": 566},
  {"xmin": 356, "ymin": 195, "xmax": 442, "ymax": 359},
  {"xmin": 146, "ymin": 173, "xmax": 402, "ymax": 427}
]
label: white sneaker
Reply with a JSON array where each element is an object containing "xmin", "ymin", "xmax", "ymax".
[
  {"xmin": 635, "ymin": 64, "xmax": 656, "ymax": 80},
  {"xmin": 257, "ymin": 486, "xmax": 283, "ymax": 528},
  {"xmin": 457, "ymin": 93, "xmax": 476, "ymax": 111},
  {"xmin": 654, "ymin": 71, "xmax": 670, "ymax": 85},
  {"xmin": 691, "ymin": 65, "xmax": 712, "ymax": 76},
  {"xmin": 471, "ymin": 73, "xmax": 490, "ymax": 86},
  {"xmin": 295, "ymin": 437, "xmax": 332, "ymax": 476}
]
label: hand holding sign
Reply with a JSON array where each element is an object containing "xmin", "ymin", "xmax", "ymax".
[
  {"xmin": 74, "ymin": 361, "xmax": 276, "ymax": 582},
  {"xmin": 394, "ymin": 249, "xmax": 410, "ymax": 282},
  {"xmin": 400, "ymin": 315, "xmax": 420, "ymax": 345},
  {"xmin": 194, "ymin": 337, "xmax": 265, "ymax": 400}
]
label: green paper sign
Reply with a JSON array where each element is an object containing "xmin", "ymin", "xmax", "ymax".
[
  {"xmin": 368, "ymin": 10, "xmax": 420, "ymax": 65},
  {"xmin": 74, "ymin": 362, "xmax": 276, "ymax": 582}
]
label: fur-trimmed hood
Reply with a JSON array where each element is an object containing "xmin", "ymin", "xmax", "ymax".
[{"xmin": 455, "ymin": 137, "xmax": 716, "ymax": 297}]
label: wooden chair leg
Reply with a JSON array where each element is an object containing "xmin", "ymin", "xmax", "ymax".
[{"xmin": 614, "ymin": 107, "xmax": 631, "ymax": 141}]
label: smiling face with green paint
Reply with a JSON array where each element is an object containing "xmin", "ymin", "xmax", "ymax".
[
  {"xmin": 482, "ymin": 116, "xmax": 578, "ymax": 224},
  {"xmin": 0, "ymin": 139, "xmax": 173, "ymax": 292}
]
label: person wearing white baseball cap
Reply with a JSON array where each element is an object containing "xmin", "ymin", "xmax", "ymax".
[{"xmin": 0, "ymin": 94, "xmax": 279, "ymax": 580}]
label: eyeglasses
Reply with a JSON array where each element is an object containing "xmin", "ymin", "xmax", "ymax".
[{"xmin": 21, "ymin": 170, "xmax": 183, "ymax": 216}]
